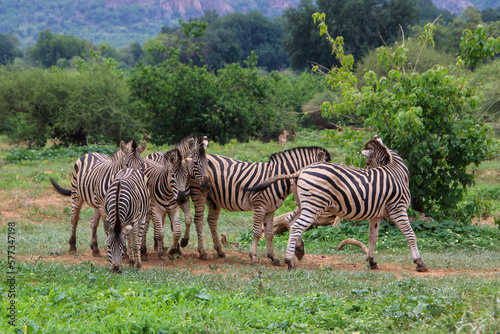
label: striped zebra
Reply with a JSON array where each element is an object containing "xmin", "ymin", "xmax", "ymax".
[
  {"xmin": 50, "ymin": 140, "xmax": 147, "ymax": 256},
  {"xmin": 189, "ymin": 147, "xmax": 330, "ymax": 265},
  {"xmin": 103, "ymin": 168, "xmax": 150, "ymax": 272},
  {"xmin": 141, "ymin": 148, "xmax": 190, "ymax": 263},
  {"xmin": 245, "ymin": 136, "xmax": 428, "ymax": 272},
  {"xmin": 144, "ymin": 134, "xmax": 210, "ymax": 253}
]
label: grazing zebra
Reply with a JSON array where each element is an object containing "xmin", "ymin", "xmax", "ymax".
[
  {"xmin": 103, "ymin": 168, "xmax": 150, "ymax": 272},
  {"xmin": 190, "ymin": 147, "xmax": 330, "ymax": 265},
  {"xmin": 50, "ymin": 140, "xmax": 147, "ymax": 256},
  {"xmin": 144, "ymin": 134, "xmax": 210, "ymax": 252},
  {"xmin": 141, "ymin": 148, "xmax": 189, "ymax": 263},
  {"xmin": 245, "ymin": 136, "xmax": 428, "ymax": 272}
]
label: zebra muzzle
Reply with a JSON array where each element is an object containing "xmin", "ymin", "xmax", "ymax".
[{"xmin": 177, "ymin": 191, "xmax": 187, "ymax": 205}]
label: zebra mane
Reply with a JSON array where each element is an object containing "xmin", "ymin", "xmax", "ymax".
[
  {"xmin": 268, "ymin": 146, "xmax": 331, "ymax": 164},
  {"xmin": 364, "ymin": 137, "xmax": 393, "ymax": 165},
  {"xmin": 175, "ymin": 134, "xmax": 207, "ymax": 159}
]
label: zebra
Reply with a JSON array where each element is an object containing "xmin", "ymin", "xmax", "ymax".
[
  {"xmin": 143, "ymin": 134, "xmax": 210, "ymax": 254},
  {"xmin": 141, "ymin": 148, "xmax": 190, "ymax": 263},
  {"xmin": 245, "ymin": 136, "xmax": 428, "ymax": 272},
  {"xmin": 49, "ymin": 140, "xmax": 147, "ymax": 256},
  {"xmin": 103, "ymin": 168, "xmax": 150, "ymax": 272},
  {"xmin": 189, "ymin": 147, "xmax": 331, "ymax": 265}
]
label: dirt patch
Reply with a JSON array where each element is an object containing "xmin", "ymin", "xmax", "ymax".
[{"xmin": 20, "ymin": 248, "xmax": 500, "ymax": 278}]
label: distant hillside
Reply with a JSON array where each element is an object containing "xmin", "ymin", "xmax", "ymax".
[
  {"xmin": 0, "ymin": 0, "xmax": 497, "ymax": 49},
  {"xmin": 0, "ymin": 0, "xmax": 299, "ymax": 48},
  {"xmin": 431, "ymin": 0, "xmax": 499, "ymax": 13}
]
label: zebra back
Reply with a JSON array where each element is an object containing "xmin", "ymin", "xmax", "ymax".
[
  {"xmin": 207, "ymin": 146, "xmax": 330, "ymax": 211},
  {"xmin": 66, "ymin": 139, "xmax": 147, "ymax": 208},
  {"xmin": 104, "ymin": 168, "xmax": 149, "ymax": 272}
]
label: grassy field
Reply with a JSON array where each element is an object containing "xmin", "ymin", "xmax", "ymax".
[{"xmin": 1, "ymin": 130, "xmax": 499, "ymax": 333}]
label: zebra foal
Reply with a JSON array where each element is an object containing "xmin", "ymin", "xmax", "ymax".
[
  {"xmin": 246, "ymin": 136, "xmax": 428, "ymax": 272},
  {"xmin": 50, "ymin": 140, "xmax": 147, "ymax": 256},
  {"xmin": 144, "ymin": 134, "xmax": 210, "ymax": 251},
  {"xmin": 189, "ymin": 147, "xmax": 330, "ymax": 265},
  {"xmin": 104, "ymin": 168, "xmax": 150, "ymax": 272},
  {"xmin": 141, "ymin": 148, "xmax": 189, "ymax": 263}
]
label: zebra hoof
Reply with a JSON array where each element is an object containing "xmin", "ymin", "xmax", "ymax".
[
  {"xmin": 180, "ymin": 238, "xmax": 189, "ymax": 248},
  {"xmin": 369, "ymin": 262, "xmax": 379, "ymax": 270},
  {"xmin": 92, "ymin": 249, "xmax": 101, "ymax": 257},
  {"xmin": 271, "ymin": 259, "xmax": 283, "ymax": 267},
  {"xmin": 217, "ymin": 252, "xmax": 227, "ymax": 259},
  {"xmin": 295, "ymin": 248, "xmax": 305, "ymax": 261},
  {"xmin": 415, "ymin": 259, "xmax": 429, "ymax": 272},
  {"xmin": 69, "ymin": 248, "xmax": 77, "ymax": 255},
  {"xmin": 199, "ymin": 253, "xmax": 208, "ymax": 261}
]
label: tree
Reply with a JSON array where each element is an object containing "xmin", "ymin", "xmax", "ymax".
[
  {"xmin": 284, "ymin": 0, "xmax": 419, "ymax": 71},
  {"xmin": 0, "ymin": 33, "xmax": 22, "ymax": 65},
  {"xmin": 0, "ymin": 50, "xmax": 145, "ymax": 146},
  {"xmin": 28, "ymin": 29, "xmax": 89, "ymax": 68},
  {"xmin": 313, "ymin": 13, "xmax": 499, "ymax": 221}
]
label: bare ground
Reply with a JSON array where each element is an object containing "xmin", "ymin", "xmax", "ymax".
[{"xmin": 3, "ymin": 186, "xmax": 499, "ymax": 278}]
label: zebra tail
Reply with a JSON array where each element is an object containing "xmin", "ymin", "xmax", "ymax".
[
  {"xmin": 336, "ymin": 238, "xmax": 368, "ymax": 255},
  {"xmin": 244, "ymin": 172, "xmax": 299, "ymax": 192},
  {"xmin": 49, "ymin": 177, "xmax": 71, "ymax": 196}
]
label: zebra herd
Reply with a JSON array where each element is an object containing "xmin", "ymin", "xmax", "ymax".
[{"xmin": 50, "ymin": 134, "xmax": 428, "ymax": 273}]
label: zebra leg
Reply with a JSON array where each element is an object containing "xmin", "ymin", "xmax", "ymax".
[
  {"xmin": 89, "ymin": 209, "xmax": 102, "ymax": 256},
  {"xmin": 150, "ymin": 209, "xmax": 166, "ymax": 265},
  {"xmin": 140, "ymin": 214, "xmax": 150, "ymax": 261},
  {"xmin": 390, "ymin": 210, "xmax": 428, "ymax": 272},
  {"xmin": 191, "ymin": 188, "xmax": 209, "ymax": 260},
  {"xmin": 207, "ymin": 207, "xmax": 226, "ymax": 258},
  {"xmin": 69, "ymin": 198, "xmax": 84, "ymax": 254},
  {"xmin": 263, "ymin": 211, "xmax": 282, "ymax": 266},
  {"xmin": 167, "ymin": 208, "xmax": 182, "ymax": 258},
  {"xmin": 366, "ymin": 218, "xmax": 382, "ymax": 269},
  {"xmin": 180, "ymin": 199, "xmax": 192, "ymax": 248},
  {"xmin": 285, "ymin": 208, "xmax": 323, "ymax": 270},
  {"xmin": 248, "ymin": 207, "xmax": 266, "ymax": 266},
  {"xmin": 284, "ymin": 207, "xmax": 306, "ymax": 260}
]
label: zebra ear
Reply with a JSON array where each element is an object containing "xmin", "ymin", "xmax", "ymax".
[
  {"xmin": 137, "ymin": 141, "xmax": 147, "ymax": 154},
  {"xmin": 317, "ymin": 151, "xmax": 326, "ymax": 162},
  {"xmin": 360, "ymin": 149, "xmax": 371, "ymax": 157},
  {"xmin": 202, "ymin": 136, "xmax": 209, "ymax": 150},
  {"xmin": 119, "ymin": 140, "xmax": 128, "ymax": 153}
]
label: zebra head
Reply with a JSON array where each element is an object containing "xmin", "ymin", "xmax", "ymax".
[
  {"xmin": 175, "ymin": 134, "xmax": 211, "ymax": 190},
  {"xmin": 163, "ymin": 148, "xmax": 189, "ymax": 205},
  {"xmin": 119, "ymin": 139, "xmax": 147, "ymax": 171},
  {"xmin": 360, "ymin": 135, "xmax": 393, "ymax": 168},
  {"xmin": 104, "ymin": 180, "xmax": 127, "ymax": 273}
]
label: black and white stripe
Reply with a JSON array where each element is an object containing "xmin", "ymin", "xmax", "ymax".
[
  {"xmin": 190, "ymin": 147, "xmax": 330, "ymax": 265},
  {"xmin": 50, "ymin": 140, "xmax": 147, "ymax": 256},
  {"xmin": 246, "ymin": 136, "xmax": 428, "ymax": 272},
  {"xmin": 103, "ymin": 168, "xmax": 150, "ymax": 272},
  {"xmin": 145, "ymin": 134, "xmax": 210, "ymax": 249},
  {"xmin": 141, "ymin": 148, "xmax": 189, "ymax": 263}
]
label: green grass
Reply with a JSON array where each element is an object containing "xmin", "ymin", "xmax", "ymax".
[{"xmin": 1, "ymin": 130, "xmax": 500, "ymax": 333}]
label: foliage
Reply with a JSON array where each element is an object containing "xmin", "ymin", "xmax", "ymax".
[
  {"xmin": 4, "ymin": 145, "xmax": 117, "ymax": 162},
  {"xmin": 313, "ymin": 13, "xmax": 499, "ymax": 220},
  {"xmin": 284, "ymin": 0, "xmax": 419, "ymax": 71},
  {"xmin": 130, "ymin": 43, "xmax": 297, "ymax": 145},
  {"xmin": 0, "ymin": 50, "xmax": 145, "ymax": 147},
  {"xmin": 27, "ymin": 29, "xmax": 89, "ymax": 68},
  {"xmin": 0, "ymin": 33, "xmax": 22, "ymax": 65}
]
